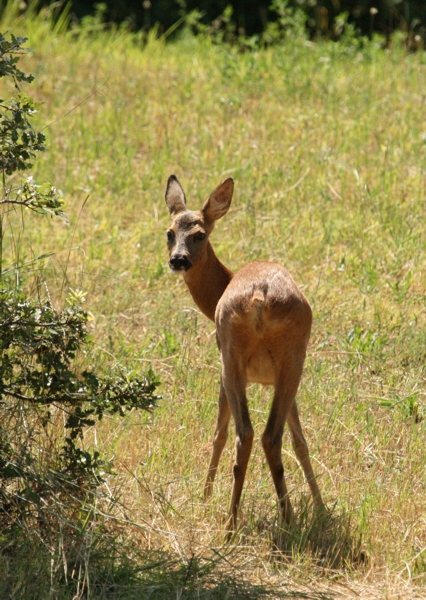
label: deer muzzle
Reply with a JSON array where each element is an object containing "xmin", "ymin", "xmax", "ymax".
[{"xmin": 169, "ymin": 254, "xmax": 192, "ymax": 272}]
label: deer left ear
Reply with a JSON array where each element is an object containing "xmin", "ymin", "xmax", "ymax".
[
  {"xmin": 202, "ymin": 178, "xmax": 234, "ymax": 223},
  {"xmin": 165, "ymin": 175, "xmax": 187, "ymax": 216}
]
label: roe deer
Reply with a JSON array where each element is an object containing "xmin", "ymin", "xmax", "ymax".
[{"xmin": 165, "ymin": 175, "xmax": 324, "ymax": 535}]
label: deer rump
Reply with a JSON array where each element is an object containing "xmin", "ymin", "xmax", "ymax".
[{"xmin": 215, "ymin": 261, "xmax": 312, "ymax": 388}]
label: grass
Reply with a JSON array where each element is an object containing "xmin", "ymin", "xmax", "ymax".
[{"xmin": 0, "ymin": 4, "xmax": 425, "ymax": 598}]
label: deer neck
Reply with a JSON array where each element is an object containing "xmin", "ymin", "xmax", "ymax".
[{"xmin": 183, "ymin": 241, "xmax": 233, "ymax": 322}]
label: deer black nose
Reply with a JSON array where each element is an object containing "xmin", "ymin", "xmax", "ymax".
[{"xmin": 169, "ymin": 254, "xmax": 192, "ymax": 272}]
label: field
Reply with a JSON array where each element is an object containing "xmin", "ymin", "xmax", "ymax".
[{"xmin": 0, "ymin": 5, "xmax": 425, "ymax": 599}]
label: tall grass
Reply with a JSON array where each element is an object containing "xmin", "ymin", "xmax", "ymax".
[{"xmin": 0, "ymin": 3, "xmax": 425, "ymax": 598}]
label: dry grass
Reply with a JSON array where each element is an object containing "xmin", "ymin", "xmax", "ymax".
[{"xmin": 0, "ymin": 5, "xmax": 425, "ymax": 598}]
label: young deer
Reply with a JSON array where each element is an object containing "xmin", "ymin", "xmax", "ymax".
[{"xmin": 165, "ymin": 175, "xmax": 324, "ymax": 534}]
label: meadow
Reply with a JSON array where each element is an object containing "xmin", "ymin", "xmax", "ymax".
[{"xmin": 0, "ymin": 5, "xmax": 425, "ymax": 599}]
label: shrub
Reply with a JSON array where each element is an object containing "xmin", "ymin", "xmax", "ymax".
[{"xmin": 0, "ymin": 32, "xmax": 160, "ymax": 596}]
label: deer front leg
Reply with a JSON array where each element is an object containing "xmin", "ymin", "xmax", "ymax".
[{"xmin": 204, "ymin": 380, "xmax": 231, "ymax": 500}]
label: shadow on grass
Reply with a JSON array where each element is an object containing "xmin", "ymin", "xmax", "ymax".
[
  {"xmin": 0, "ymin": 496, "xmax": 355, "ymax": 599},
  {"xmin": 1, "ymin": 540, "xmax": 338, "ymax": 600},
  {"xmin": 267, "ymin": 496, "xmax": 367, "ymax": 571},
  {"xmin": 87, "ymin": 548, "xmax": 338, "ymax": 600}
]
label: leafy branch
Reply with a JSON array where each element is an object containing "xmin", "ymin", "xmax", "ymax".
[{"xmin": 0, "ymin": 32, "xmax": 160, "ymax": 513}]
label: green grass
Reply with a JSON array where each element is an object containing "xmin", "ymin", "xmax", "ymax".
[{"xmin": 0, "ymin": 5, "xmax": 425, "ymax": 598}]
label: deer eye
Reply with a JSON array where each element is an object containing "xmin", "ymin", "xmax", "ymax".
[
  {"xmin": 166, "ymin": 230, "xmax": 174, "ymax": 242},
  {"xmin": 194, "ymin": 232, "xmax": 206, "ymax": 242}
]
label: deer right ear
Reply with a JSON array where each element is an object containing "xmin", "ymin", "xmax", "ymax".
[{"xmin": 165, "ymin": 175, "xmax": 187, "ymax": 216}]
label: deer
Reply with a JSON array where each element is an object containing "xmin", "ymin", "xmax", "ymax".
[{"xmin": 164, "ymin": 174, "xmax": 324, "ymax": 536}]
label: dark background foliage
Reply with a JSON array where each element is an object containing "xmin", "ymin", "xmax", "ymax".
[{"xmin": 36, "ymin": 0, "xmax": 426, "ymax": 40}]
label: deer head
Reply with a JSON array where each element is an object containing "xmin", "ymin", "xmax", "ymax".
[{"xmin": 164, "ymin": 175, "xmax": 234, "ymax": 273}]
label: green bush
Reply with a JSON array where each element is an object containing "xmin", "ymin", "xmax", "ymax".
[{"xmin": 0, "ymin": 32, "xmax": 160, "ymax": 596}]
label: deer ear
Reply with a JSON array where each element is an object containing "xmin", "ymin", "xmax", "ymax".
[
  {"xmin": 202, "ymin": 178, "xmax": 234, "ymax": 223},
  {"xmin": 165, "ymin": 175, "xmax": 187, "ymax": 216}
]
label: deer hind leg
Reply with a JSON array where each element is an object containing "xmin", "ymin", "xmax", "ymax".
[
  {"xmin": 261, "ymin": 379, "xmax": 296, "ymax": 524},
  {"xmin": 221, "ymin": 362, "xmax": 254, "ymax": 535},
  {"xmin": 287, "ymin": 402, "xmax": 324, "ymax": 508},
  {"xmin": 204, "ymin": 380, "xmax": 231, "ymax": 500}
]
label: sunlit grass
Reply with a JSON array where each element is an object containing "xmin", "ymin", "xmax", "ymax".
[{"xmin": 1, "ymin": 4, "xmax": 425, "ymax": 597}]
